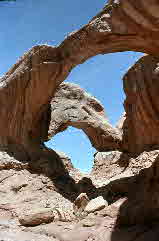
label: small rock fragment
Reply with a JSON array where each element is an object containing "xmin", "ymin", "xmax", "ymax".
[{"xmin": 82, "ymin": 218, "xmax": 96, "ymax": 227}]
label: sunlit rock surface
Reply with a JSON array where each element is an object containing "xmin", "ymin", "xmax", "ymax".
[
  {"xmin": 122, "ymin": 55, "xmax": 159, "ymax": 153},
  {"xmin": 49, "ymin": 82, "xmax": 122, "ymax": 152},
  {"xmin": 1, "ymin": 0, "xmax": 159, "ymax": 240}
]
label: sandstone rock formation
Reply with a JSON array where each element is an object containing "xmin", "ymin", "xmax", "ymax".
[
  {"xmin": 116, "ymin": 112, "xmax": 126, "ymax": 133},
  {"xmin": 1, "ymin": 0, "xmax": 159, "ymax": 159},
  {"xmin": 122, "ymin": 55, "xmax": 159, "ymax": 153},
  {"xmin": 1, "ymin": 147, "xmax": 159, "ymax": 241},
  {"xmin": 49, "ymin": 82, "xmax": 122, "ymax": 151},
  {"xmin": 91, "ymin": 151, "xmax": 131, "ymax": 181},
  {"xmin": 1, "ymin": 0, "xmax": 159, "ymax": 240}
]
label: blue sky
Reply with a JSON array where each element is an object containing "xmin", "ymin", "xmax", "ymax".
[{"xmin": 0, "ymin": 0, "xmax": 142, "ymax": 172}]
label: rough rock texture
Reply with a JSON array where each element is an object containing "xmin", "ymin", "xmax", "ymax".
[
  {"xmin": 1, "ymin": 149, "xmax": 159, "ymax": 241},
  {"xmin": 73, "ymin": 193, "xmax": 89, "ymax": 215},
  {"xmin": 90, "ymin": 150, "xmax": 159, "ymax": 226},
  {"xmin": 91, "ymin": 151, "xmax": 132, "ymax": 181},
  {"xmin": 1, "ymin": 0, "xmax": 159, "ymax": 240},
  {"xmin": 122, "ymin": 55, "xmax": 159, "ymax": 153},
  {"xmin": 0, "ymin": 45, "xmax": 61, "ymax": 160},
  {"xmin": 19, "ymin": 208, "xmax": 55, "ymax": 226},
  {"xmin": 1, "ymin": 0, "xmax": 159, "ymax": 159},
  {"xmin": 116, "ymin": 112, "xmax": 126, "ymax": 133},
  {"xmin": 91, "ymin": 150, "xmax": 159, "ymax": 184},
  {"xmin": 49, "ymin": 82, "xmax": 122, "ymax": 151},
  {"xmin": 84, "ymin": 196, "xmax": 108, "ymax": 213}
]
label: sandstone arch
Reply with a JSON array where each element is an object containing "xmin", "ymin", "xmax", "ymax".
[
  {"xmin": 0, "ymin": 0, "xmax": 159, "ymax": 158},
  {"xmin": 1, "ymin": 1, "xmax": 159, "ymax": 236},
  {"xmin": 48, "ymin": 82, "xmax": 122, "ymax": 152}
]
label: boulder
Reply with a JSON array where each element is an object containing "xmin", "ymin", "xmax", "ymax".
[
  {"xmin": 19, "ymin": 208, "xmax": 55, "ymax": 226},
  {"xmin": 85, "ymin": 196, "xmax": 108, "ymax": 213},
  {"xmin": 73, "ymin": 193, "xmax": 89, "ymax": 214}
]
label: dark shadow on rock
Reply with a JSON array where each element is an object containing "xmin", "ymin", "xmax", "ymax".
[
  {"xmin": 4, "ymin": 143, "xmax": 133, "ymax": 204},
  {"xmin": 111, "ymin": 155, "xmax": 159, "ymax": 241},
  {"xmin": 110, "ymin": 223, "xmax": 159, "ymax": 241},
  {"xmin": 5, "ymin": 142, "xmax": 159, "ymax": 241},
  {"xmin": 28, "ymin": 146, "xmax": 79, "ymax": 202},
  {"xmin": 116, "ymin": 152, "xmax": 130, "ymax": 169},
  {"xmin": 28, "ymin": 148, "xmax": 98, "ymax": 202},
  {"xmin": 3, "ymin": 145, "xmax": 159, "ymax": 241},
  {"xmin": 27, "ymin": 146, "xmax": 135, "ymax": 204},
  {"xmin": 6, "ymin": 140, "xmax": 159, "ymax": 241}
]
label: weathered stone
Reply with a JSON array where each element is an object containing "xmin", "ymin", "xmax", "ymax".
[
  {"xmin": 117, "ymin": 156, "xmax": 159, "ymax": 226},
  {"xmin": 49, "ymin": 82, "xmax": 122, "ymax": 152},
  {"xmin": 91, "ymin": 151, "xmax": 131, "ymax": 180},
  {"xmin": 50, "ymin": 208, "xmax": 73, "ymax": 223},
  {"xmin": 1, "ymin": 0, "xmax": 159, "ymax": 240},
  {"xmin": 85, "ymin": 196, "xmax": 108, "ymax": 213},
  {"xmin": 122, "ymin": 55, "xmax": 159, "ymax": 153},
  {"xmin": 29, "ymin": 149, "xmax": 70, "ymax": 177},
  {"xmin": 73, "ymin": 193, "xmax": 89, "ymax": 214},
  {"xmin": 116, "ymin": 112, "xmax": 126, "ymax": 133},
  {"xmin": 98, "ymin": 198, "xmax": 127, "ymax": 218},
  {"xmin": 19, "ymin": 208, "xmax": 55, "ymax": 226},
  {"xmin": 130, "ymin": 150, "xmax": 159, "ymax": 175},
  {"xmin": 0, "ymin": 0, "xmax": 159, "ymax": 160},
  {"xmin": 91, "ymin": 150, "xmax": 159, "ymax": 184},
  {"xmin": 0, "ymin": 151, "xmax": 29, "ymax": 170},
  {"xmin": 81, "ymin": 218, "xmax": 96, "ymax": 227}
]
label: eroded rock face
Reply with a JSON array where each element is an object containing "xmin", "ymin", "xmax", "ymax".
[
  {"xmin": 0, "ymin": 45, "xmax": 63, "ymax": 159},
  {"xmin": 1, "ymin": 0, "xmax": 159, "ymax": 240},
  {"xmin": 90, "ymin": 149, "xmax": 159, "ymax": 226},
  {"xmin": 1, "ymin": 148, "xmax": 159, "ymax": 241},
  {"xmin": 116, "ymin": 112, "xmax": 126, "ymax": 133},
  {"xmin": 58, "ymin": 0, "xmax": 159, "ymax": 66},
  {"xmin": 122, "ymin": 55, "xmax": 159, "ymax": 153},
  {"xmin": 49, "ymin": 82, "xmax": 122, "ymax": 151},
  {"xmin": 117, "ymin": 153, "xmax": 159, "ymax": 226},
  {"xmin": 91, "ymin": 150, "xmax": 159, "ymax": 183},
  {"xmin": 1, "ymin": 0, "xmax": 159, "ymax": 159},
  {"xmin": 91, "ymin": 151, "xmax": 131, "ymax": 181}
]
